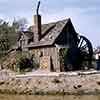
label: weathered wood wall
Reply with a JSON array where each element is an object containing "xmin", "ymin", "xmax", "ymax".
[{"xmin": 29, "ymin": 47, "xmax": 60, "ymax": 72}]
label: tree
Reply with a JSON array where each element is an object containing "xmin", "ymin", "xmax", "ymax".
[
  {"xmin": 12, "ymin": 18, "xmax": 28, "ymax": 31},
  {"xmin": 0, "ymin": 21, "xmax": 11, "ymax": 57},
  {"xmin": 0, "ymin": 18, "xmax": 28, "ymax": 58}
]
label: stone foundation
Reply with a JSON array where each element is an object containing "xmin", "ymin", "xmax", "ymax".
[{"xmin": 0, "ymin": 70, "xmax": 100, "ymax": 95}]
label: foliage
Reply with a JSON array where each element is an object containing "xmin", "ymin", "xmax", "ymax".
[
  {"xmin": 59, "ymin": 48, "xmax": 68, "ymax": 71},
  {"xmin": 16, "ymin": 51, "xmax": 39, "ymax": 72},
  {"xmin": 13, "ymin": 18, "xmax": 28, "ymax": 31},
  {"xmin": 59, "ymin": 48, "xmax": 68, "ymax": 64},
  {"xmin": 0, "ymin": 18, "xmax": 28, "ymax": 58}
]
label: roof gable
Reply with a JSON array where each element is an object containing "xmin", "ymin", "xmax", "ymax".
[
  {"xmin": 40, "ymin": 19, "xmax": 69, "ymax": 42},
  {"xmin": 24, "ymin": 18, "xmax": 77, "ymax": 48}
]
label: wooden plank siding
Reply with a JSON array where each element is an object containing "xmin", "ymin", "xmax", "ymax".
[{"xmin": 29, "ymin": 47, "xmax": 60, "ymax": 72}]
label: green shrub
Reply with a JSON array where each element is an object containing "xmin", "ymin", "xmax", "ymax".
[{"xmin": 16, "ymin": 51, "xmax": 39, "ymax": 72}]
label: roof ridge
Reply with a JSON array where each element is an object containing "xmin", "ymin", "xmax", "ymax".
[{"xmin": 42, "ymin": 18, "xmax": 70, "ymax": 25}]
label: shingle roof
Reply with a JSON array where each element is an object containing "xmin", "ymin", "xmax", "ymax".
[
  {"xmin": 17, "ymin": 31, "xmax": 34, "ymax": 41},
  {"xmin": 26, "ymin": 18, "xmax": 72, "ymax": 48}
]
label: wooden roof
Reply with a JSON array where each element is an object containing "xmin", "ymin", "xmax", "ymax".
[
  {"xmin": 18, "ymin": 18, "xmax": 77, "ymax": 48},
  {"xmin": 17, "ymin": 31, "xmax": 34, "ymax": 41},
  {"xmin": 27, "ymin": 18, "xmax": 77, "ymax": 48}
]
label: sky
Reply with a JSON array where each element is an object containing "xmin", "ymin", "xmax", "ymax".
[{"xmin": 0, "ymin": 0, "xmax": 100, "ymax": 48}]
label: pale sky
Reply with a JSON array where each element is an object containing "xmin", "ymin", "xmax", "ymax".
[{"xmin": 0, "ymin": 0, "xmax": 100, "ymax": 48}]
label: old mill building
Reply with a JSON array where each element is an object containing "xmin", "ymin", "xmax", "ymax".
[{"xmin": 16, "ymin": 1, "xmax": 93, "ymax": 72}]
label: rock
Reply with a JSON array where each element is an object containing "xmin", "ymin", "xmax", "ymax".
[
  {"xmin": 0, "ymin": 71, "xmax": 99, "ymax": 95},
  {"xmin": 0, "ymin": 80, "xmax": 5, "ymax": 85}
]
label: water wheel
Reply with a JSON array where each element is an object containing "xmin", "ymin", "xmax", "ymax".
[
  {"xmin": 64, "ymin": 35, "xmax": 93, "ymax": 71},
  {"xmin": 78, "ymin": 35, "xmax": 93, "ymax": 68}
]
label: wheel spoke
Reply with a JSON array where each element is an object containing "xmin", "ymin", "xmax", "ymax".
[
  {"xmin": 81, "ymin": 44, "xmax": 87, "ymax": 50},
  {"xmin": 78, "ymin": 38, "xmax": 84, "ymax": 48},
  {"xmin": 78, "ymin": 35, "xmax": 93, "ymax": 66}
]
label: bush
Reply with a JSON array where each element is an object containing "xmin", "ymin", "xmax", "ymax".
[{"xmin": 16, "ymin": 51, "xmax": 38, "ymax": 72}]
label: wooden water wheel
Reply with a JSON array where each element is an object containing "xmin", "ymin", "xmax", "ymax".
[{"xmin": 63, "ymin": 35, "xmax": 93, "ymax": 71}]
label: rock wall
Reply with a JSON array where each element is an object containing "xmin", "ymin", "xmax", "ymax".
[{"xmin": 0, "ymin": 70, "xmax": 100, "ymax": 95}]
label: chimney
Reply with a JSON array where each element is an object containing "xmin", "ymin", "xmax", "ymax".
[{"xmin": 33, "ymin": 1, "xmax": 41, "ymax": 42}]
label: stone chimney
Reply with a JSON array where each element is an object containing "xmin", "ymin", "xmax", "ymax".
[{"xmin": 33, "ymin": 1, "xmax": 41, "ymax": 42}]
